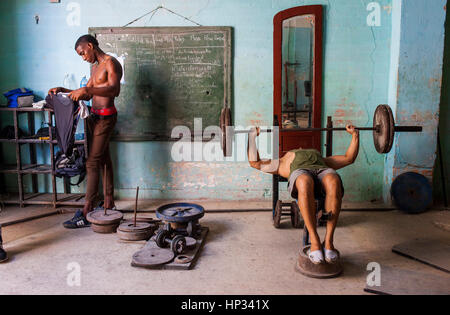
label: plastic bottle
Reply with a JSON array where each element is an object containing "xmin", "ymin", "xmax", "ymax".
[
  {"xmin": 75, "ymin": 76, "xmax": 89, "ymax": 141},
  {"xmin": 79, "ymin": 76, "xmax": 90, "ymax": 106},
  {"xmin": 80, "ymin": 76, "xmax": 88, "ymax": 88}
]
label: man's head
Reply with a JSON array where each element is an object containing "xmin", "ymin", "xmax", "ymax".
[{"xmin": 74, "ymin": 34, "xmax": 99, "ymax": 64}]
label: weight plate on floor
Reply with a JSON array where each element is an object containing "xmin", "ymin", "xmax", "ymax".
[
  {"xmin": 91, "ymin": 223, "xmax": 120, "ymax": 234},
  {"xmin": 132, "ymin": 247, "xmax": 175, "ymax": 268},
  {"xmin": 185, "ymin": 236, "xmax": 197, "ymax": 248},
  {"xmin": 87, "ymin": 210, "xmax": 123, "ymax": 225},
  {"xmin": 174, "ymin": 255, "xmax": 193, "ymax": 264},
  {"xmin": 391, "ymin": 172, "xmax": 432, "ymax": 214},
  {"xmin": 373, "ymin": 104, "xmax": 395, "ymax": 154},
  {"xmin": 118, "ymin": 222, "xmax": 153, "ymax": 232},
  {"xmin": 117, "ymin": 229, "xmax": 153, "ymax": 241},
  {"xmin": 156, "ymin": 203, "xmax": 205, "ymax": 223},
  {"xmin": 273, "ymin": 200, "xmax": 282, "ymax": 228}
]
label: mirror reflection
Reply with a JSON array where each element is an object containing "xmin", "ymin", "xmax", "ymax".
[{"xmin": 281, "ymin": 14, "xmax": 315, "ymax": 129}]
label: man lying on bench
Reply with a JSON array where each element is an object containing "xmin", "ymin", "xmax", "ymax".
[{"xmin": 247, "ymin": 125, "xmax": 359, "ymax": 264}]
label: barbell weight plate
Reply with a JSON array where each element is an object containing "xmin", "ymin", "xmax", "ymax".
[
  {"xmin": 273, "ymin": 200, "xmax": 282, "ymax": 228},
  {"xmin": 132, "ymin": 246, "xmax": 175, "ymax": 268},
  {"xmin": 373, "ymin": 104, "xmax": 395, "ymax": 154},
  {"xmin": 117, "ymin": 229, "xmax": 153, "ymax": 241},
  {"xmin": 391, "ymin": 172, "xmax": 432, "ymax": 214},
  {"xmin": 86, "ymin": 210, "xmax": 123, "ymax": 225},
  {"xmin": 386, "ymin": 104, "xmax": 395, "ymax": 153},
  {"xmin": 118, "ymin": 221, "xmax": 153, "ymax": 233},
  {"xmin": 91, "ymin": 223, "xmax": 120, "ymax": 234},
  {"xmin": 156, "ymin": 203, "xmax": 205, "ymax": 223},
  {"xmin": 185, "ymin": 236, "xmax": 198, "ymax": 248}
]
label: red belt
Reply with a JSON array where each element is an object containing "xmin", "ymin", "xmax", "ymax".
[{"xmin": 91, "ymin": 106, "xmax": 117, "ymax": 116}]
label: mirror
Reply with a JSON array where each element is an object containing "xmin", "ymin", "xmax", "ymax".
[
  {"xmin": 274, "ymin": 5, "xmax": 323, "ymax": 154},
  {"xmin": 281, "ymin": 15, "xmax": 315, "ymax": 129}
]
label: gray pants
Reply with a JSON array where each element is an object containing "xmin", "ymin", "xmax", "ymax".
[{"xmin": 287, "ymin": 168, "xmax": 344, "ymax": 200}]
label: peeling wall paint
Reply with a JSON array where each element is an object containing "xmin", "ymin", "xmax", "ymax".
[{"xmin": 384, "ymin": 0, "xmax": 447, "ymax": 203}]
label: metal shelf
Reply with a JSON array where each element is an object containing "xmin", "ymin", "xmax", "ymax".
[{"xmin": 0, "ymin": 106, "xmax": 88, "ymax": 208}]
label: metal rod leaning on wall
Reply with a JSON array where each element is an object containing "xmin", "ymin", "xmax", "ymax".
[{"xmin": 437, "ymin": 127, "xmax": 448, "ymax": 207}]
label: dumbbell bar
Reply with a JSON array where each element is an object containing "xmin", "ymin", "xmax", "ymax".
[{"xmin": 220, "ymin": 104, "xmax": 423, "ymax": 157}]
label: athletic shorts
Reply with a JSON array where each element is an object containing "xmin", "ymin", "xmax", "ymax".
[{"xmin": 287, "ymin": 168, "xmax": 344, "ymax": 200}]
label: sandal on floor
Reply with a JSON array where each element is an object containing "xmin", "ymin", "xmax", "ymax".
[{"xmin": 307, "ymin": 249, "xmax": 324, "ymax": 264}]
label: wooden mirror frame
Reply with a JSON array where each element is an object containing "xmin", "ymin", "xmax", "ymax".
[{"xmin": 273, "ymin": 5, "xmax": 323, "ymax": 154}]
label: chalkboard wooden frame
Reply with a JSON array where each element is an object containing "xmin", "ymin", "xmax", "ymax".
[{"xmin": 89, "ymin": 27, "xmax": 232, "ymax": 141}]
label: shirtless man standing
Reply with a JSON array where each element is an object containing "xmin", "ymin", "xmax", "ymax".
[
  {"xmin": 248, "ymin": 125, "xmax": 359, "ymax": 264},
  {"xmin": 49, "ymin": 34, "xmax": 123, "ymax": 229}
]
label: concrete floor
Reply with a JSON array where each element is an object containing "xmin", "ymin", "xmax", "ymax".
[{"xmin": 0, "ymin": 201, "xmax": 449, "ymax": 295}]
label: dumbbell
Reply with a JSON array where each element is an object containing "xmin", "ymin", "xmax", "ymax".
[{"xmin": 155, "ymin": 229, "xmax": 187, "ymax": 255}]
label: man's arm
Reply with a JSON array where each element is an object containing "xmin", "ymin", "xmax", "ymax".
[
  {"xmin": 247, "ymin": 127, "xmax": 279, "ymax": 174},
  {"xmin": 69, "ymin": 59, "xmax": 122, "ymax": 101},
  {"xmin": 324, "ymin": 125, "xmax": 359, "ymax": 170}
]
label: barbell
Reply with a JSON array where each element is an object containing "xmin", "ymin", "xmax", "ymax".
[{"xmin": 220, "ymin": 104, "xmax": 422, "ymax": 157}]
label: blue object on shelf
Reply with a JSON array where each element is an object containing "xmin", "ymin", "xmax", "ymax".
[
  {"xmin": 3, "ymin": 88, "xmax": 34, "ymax": 108},
  {"xmin": 391, "ymin": 172, "xmax": 432, "ymax": 214}
]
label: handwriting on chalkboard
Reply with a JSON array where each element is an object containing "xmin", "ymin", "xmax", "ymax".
[{"xmin": 91, "ymin": 27, "xmax": 231, "ymax": 141}]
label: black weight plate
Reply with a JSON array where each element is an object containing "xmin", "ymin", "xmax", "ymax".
[
  {"xmin": 273, "ymin": 200, "xmax": 282, "ymax": 228},
  {"xmin": 391, "ymin": 172, "xmax": 432, "ymax": 214},
  {"xmin": 171, "ymin": 235, "xmax": 187, "ymax": 255},
  {"xmin": 155, "ymin": 229, "xmax": 169, "ymax": 248},
  {"xmin": 373, "ymin": 105, "xmax": 395, "ymax": 154},
  {"xmin": 156, "ymin": 203, "xmax": 205, "ymax": 223}
]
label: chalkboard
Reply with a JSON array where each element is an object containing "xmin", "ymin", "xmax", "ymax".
[{"xmin": 89, "ymin": 27, "xmax": 232, "ymax": 141}]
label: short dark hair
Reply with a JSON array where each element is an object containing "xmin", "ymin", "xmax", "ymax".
[{"xmin": 74, "ymin": 34, "xmax": 99, "ymax": 50}]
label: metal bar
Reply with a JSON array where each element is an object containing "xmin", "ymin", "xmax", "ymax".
[
  {"xmin": 1, "ymin": 210, "xmax": 61, "ymax": 227},
  {"xmin": 48, "ymin": 111, "xmax": 56, "ymax": 208},
  {"xmin": 234, "ymin": 125, "xmax": 422, "ymax": 134},
  {"xmin": 437, "ymin": 127, "xmax": 448, "ymax": 207},
  {"xmin": 394, "ymin": 126, "xmax": 422, "ymax": 132},
  {"xmin": 27, "ymin": 112, "xmax": 38, "ymax": 193},
  {"xmin": 14, "ymin": 110, "xmax": 24, "ymax": 208}
]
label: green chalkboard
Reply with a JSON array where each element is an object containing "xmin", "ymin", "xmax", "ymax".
[{"xmin": 89, "ymin": 27, "xmax": 232, "ymax": 141}]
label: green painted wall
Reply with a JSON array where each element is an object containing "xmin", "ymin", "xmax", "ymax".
[{"xmin": 0, "ymin": 0, "xmax": 397, "ymax": 202}]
